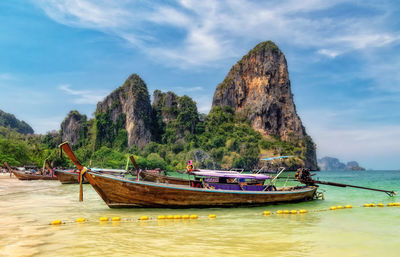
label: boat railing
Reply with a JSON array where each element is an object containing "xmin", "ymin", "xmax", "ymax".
[
  {"xmin": 266, "ymin": 167, "xmax": 286, "ymax": 187},
  {"xmin": 229, "ymin": 168, "xmax": 244, "ymax": 173}
]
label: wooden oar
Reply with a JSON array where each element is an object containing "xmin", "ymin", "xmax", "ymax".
[{"xmin": 59, "ymin": 142, "xmax": 85, "ymax": 201}]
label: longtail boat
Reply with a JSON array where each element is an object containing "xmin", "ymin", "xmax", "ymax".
[
  {"xmin": 59, "ymin": 142, "xmax": 318, "ymax": 208},
  {"xmin": 83, "ymin": 172, "xmax": 317, "ymax": 208},
  {"xmin": 10, "ymin": 169, "xmax": 58, "ymax": 180},
  {"xmin": 54, "ymin": 169, "xmax": 87, "ymax": 184},
  {"xmin": 55, "ymin": 168, "xmax": 127, "ymax": 184},
  {"xmin": 4, "ymin": 161, "xmax": 58, "ymax": 180}
]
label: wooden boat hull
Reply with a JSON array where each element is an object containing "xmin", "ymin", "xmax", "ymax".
[
  {"xmin": 85, "ymin": 172, "xmax": 317, "ymax": 208},
  {"xmin": 12, "ymin": 170, "xmax": 58, "ymax": 180},
  {"xmin": 54, "ymin": 170, "xmax": 88, "ymax": 184}
]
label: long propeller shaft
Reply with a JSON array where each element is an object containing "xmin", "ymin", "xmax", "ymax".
[{"xmin": 313, "ymin": 180, "xmax": 397, "ymax": 196}]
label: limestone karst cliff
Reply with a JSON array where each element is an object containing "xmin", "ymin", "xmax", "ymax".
[
  {"xmin": 95, "ymin": 74, "xmax": 153, "ymax": 149},
  {"xmin": 57, "ymin": 41, "xmax": 319, "ymax": 170},
  {"xmin": 152, "ymin": 90, "xmax": 199, "ymax": 143},
  {"xmin": 212, "ymin": 41, "xmax": 318, "ymax": 169},
  {"xmin": 60, "ymin": 110, "xmax": 88, "ymax": 146}
]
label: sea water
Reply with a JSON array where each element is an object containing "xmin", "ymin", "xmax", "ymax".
[{"xmin": 0, "ymin": 170, "xmax": 399, "ymax": 257}]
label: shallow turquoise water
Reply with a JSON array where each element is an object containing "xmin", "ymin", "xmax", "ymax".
[{"xmin": 0, "ymin": 170, "xmax": 399, "ymax": 257}]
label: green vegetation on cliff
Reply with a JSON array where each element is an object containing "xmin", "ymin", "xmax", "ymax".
[
  {"xmin": 0, "ymin": 93, "xmax": 311, "ymax": 171},
  {"xmin": 0, "ymin": 127, "xmax": 66, "ymax": 167},
  {"xmin": 1, "ymin": 73, "xmax": 314, "ymax": 171},
  {"xmin": 0, "ymin": 109, "xmax": 34, "ymax": 134}
]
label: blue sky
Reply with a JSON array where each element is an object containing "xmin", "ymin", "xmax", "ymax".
[{"xmin": 0, "ymin": 0, "xmax": 399, "ymax": 169}]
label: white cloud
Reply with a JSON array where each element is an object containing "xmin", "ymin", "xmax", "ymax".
[
  {"xmin": 37, "ymin": 0, "xmax": 131, "ymax": 29},
  {"xmin": 35, "ymin": 0, "xmax": 400, "ymax": 67},
  {"xmin": 336, "ymin": 33, "xmax": 400, "ymax": 50},
  {"xmin": 317, "ymin": 49, "xmax": 341, "ymax": 58},
  {"xmin": 58, "ymin": 84, "xmax": 107, "ymax": 104}
]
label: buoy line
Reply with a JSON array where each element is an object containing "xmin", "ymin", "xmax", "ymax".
[
  {"xmin": 49, "ymin": 214, "xmax": 215, "ymax": 226},
  {"xmin": 48, "ymin": 203, "xmax": 400, "ymax": 226}
]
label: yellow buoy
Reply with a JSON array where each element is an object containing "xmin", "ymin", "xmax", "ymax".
[
  {"xmin": 182, "ymin": 215, "xmax": 190, "ymax": 219},
  {"xmin": 363, "ymin": 204, "xmax": 371, "ymax": 207},
  {"xmin": 377, "ymin": 203, "xmax": 384, "ymax": 207},
  {"xmin": 283, "ymin": 210, "xmax": 290, "ymax": 214},
  {"xmin": 174, "ymin": 215, "xmax": 181, "ymax": 219},
  {"xmin": 76, "ymin": 218, "xmax": 86, "ymax": 223},
  {"xmin": 139, "ymin": 216, "xmax": 149, "ymax": 220},
  {"xmin": 337, "ymin": 205, "xmax": 344, "ymax": 209},
  {"xmin": 345, "ymin": 205, "xmax": 352, "ymax": 208},
  {"xmin": 190, "ymin": 214, "xmax": 198, "ymax": 219},
  {"xmin": 299, "ymin": 209, "xmax": 307, "ymax": 214},
  {"xmin": 370, "ymin": 203, "xmax": 376, "ymax": 207},
  {"xmin": 263, "ymin": 211, "xmax": 271, "ymax": 215},
  {"xmin": 330, "ymin": 206, "xmax": 337, "ymax": 210},
  {"xmin": 112, "ymin": 217, "xmax": 121, "ymax": 221},
  {"xmin": 209, "ymin": 214, "xmax": 216, "ymax": 218},
  {"xmin": 394, "ymin": 202, "xmax": 400, "ymax": 206},
  {"xmin": 290, "ymin": 210, "xmax": 298, "ymax": 214},
  {"xmin": 51, "ymin": 220, "xmax": 62, "ymax": 225},
  {"xmin": 99, "ymin": 217, "xmax": 109, "ymax": 222},
  {"xmin": 387, "ymin": 203, "xmax": 394, "ymax": 207},
  {"xmin": 157, "ymin": 215, "xmax": 166, "ymax": 220},
  {"xmin": 166, "ymin": 215, "xmax": 174, "ymax": 219},
  {"xmin": 276, "ymin": 210, "xmax": 283, "ymax": 214}
]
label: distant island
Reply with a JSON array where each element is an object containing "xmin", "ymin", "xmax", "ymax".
[{"xmin": 318, "ymin": 157, "xmax": 365, "ymax": 171}]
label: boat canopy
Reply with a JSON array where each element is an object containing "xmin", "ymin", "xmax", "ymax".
[
  {"xmin": 198, "ymin": 169, "xmax": 240, "ymax": 174},
  {"xmin": 192, "ymin": 171, "xmax": 270, "ymax": 180},
  {"xmin": 261, "ymin": 156, "xmax": 294, "ymax": 161},
  {"xmin": 91, "ymin": 168, "xmax": 127, "ymax": 173}
]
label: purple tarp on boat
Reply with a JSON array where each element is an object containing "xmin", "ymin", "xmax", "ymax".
[
  {"xmin": 206, "ymin": 183, "xmax": 267, "ymax": 191},
  {"xmin": 192, "ymin": 171, "xmax": 270, "ymax": 180}
]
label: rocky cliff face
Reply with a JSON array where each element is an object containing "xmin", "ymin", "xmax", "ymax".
[
  {"xmin": 346, "ymin": 161, "xmax": 365, "ymax": 171},
  {"xmin": 61, "ymin": 110, "xmax": 87, "ymax": 146},
  {"xmin": 95, "ymin": 74, "xmax": 153, "ymax": 149},
  {"xmin": 212, "ymin": 41, "xmax": 318, "ymax": 169},
  {"xmin": 153, "ymin": 90, "xmax": 179, "ymax": 124},
  {"xmin": 152, "ymin": 90, "xmax": 199, "ymax": 142}
]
